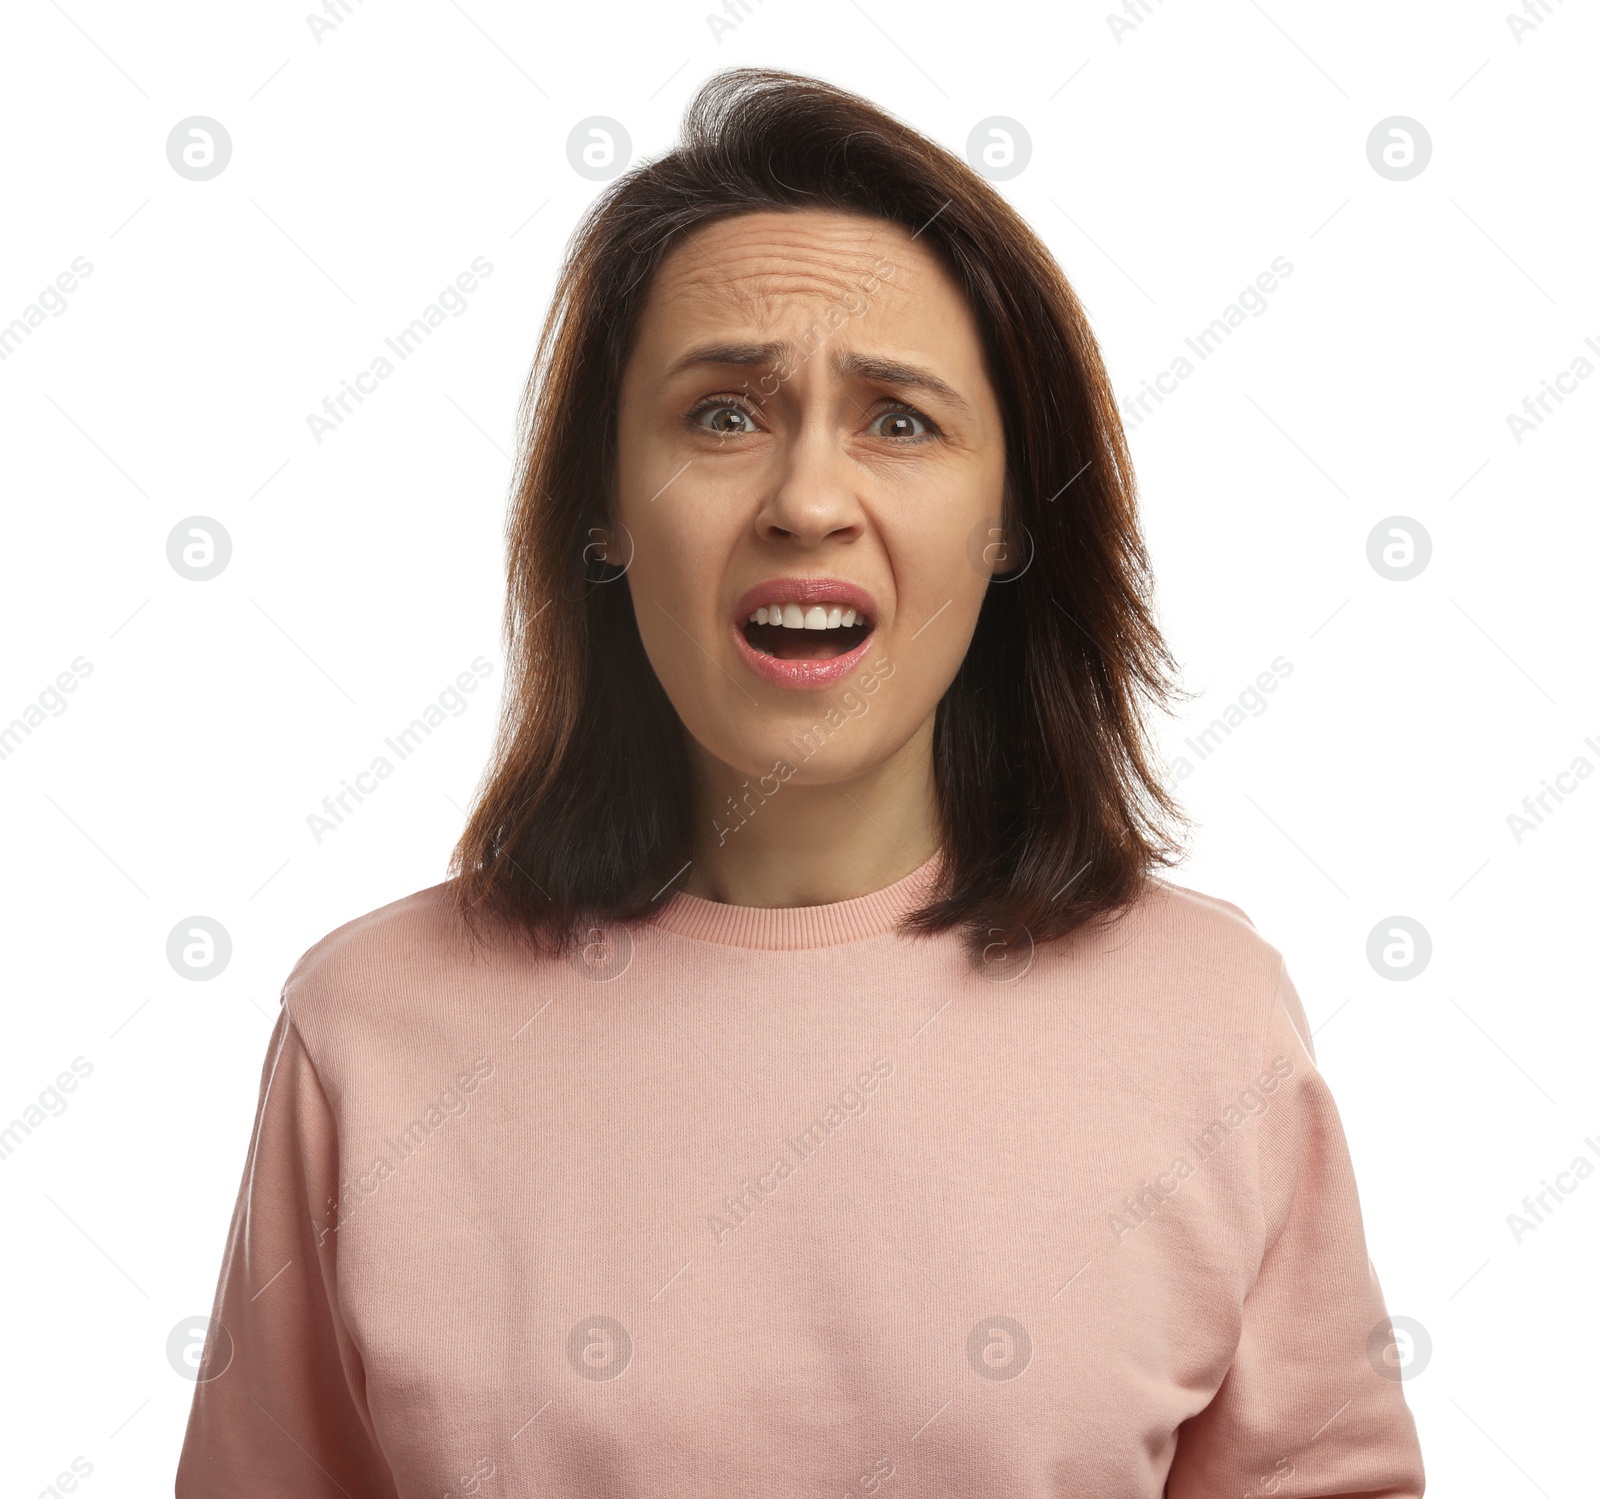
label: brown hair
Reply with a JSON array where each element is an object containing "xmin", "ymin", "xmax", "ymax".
[{"xmin": 448, "ymin": 67, "xmax": 1192, "ymax": 963}]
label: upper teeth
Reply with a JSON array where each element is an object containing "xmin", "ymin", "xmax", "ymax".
[{"xmin": 748, "ymin": 603, "xmax": 863, "ymax": 630}]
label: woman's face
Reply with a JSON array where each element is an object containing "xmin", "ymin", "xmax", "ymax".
[{"xmin": 612, "ymin": 208, "xmax": 1009, "ymax": 794}]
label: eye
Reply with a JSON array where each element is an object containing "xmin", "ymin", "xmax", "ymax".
[
  {"xmin": 869, "ymin": 407, "xmax": 937, "ymax": 441},
  {"xmin": 689, "ymin": 398, "xmax": 759, "ymax": 435}
]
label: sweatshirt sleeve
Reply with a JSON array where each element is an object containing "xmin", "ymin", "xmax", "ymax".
[
  {"xmin": 1165, "ymin": 958, "xmax": 1426, "ymax": 1497},
  {"xmin": 175, "ymin": 1003, "xmax": 398, "ymax": 1498}
]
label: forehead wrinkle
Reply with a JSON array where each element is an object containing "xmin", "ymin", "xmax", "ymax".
[
  {"xmin": 653, "ymin": 222, "xmax": 766, "ymax": 322},
  {"xmin": 654, "ymin": 218, "xmax": 902, "ymax": 326},
  {"xmin": 668, "ymin": 257, "xmax": 879, "ymax": 321},
  {"xmin": 643, "ymin": 213, "xmax": 980, "ymax": 413}
]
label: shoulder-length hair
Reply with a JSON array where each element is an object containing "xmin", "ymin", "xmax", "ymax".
[{"xmin": 449, "ymin": 67, "xmax": 1192, "ymax": 963}]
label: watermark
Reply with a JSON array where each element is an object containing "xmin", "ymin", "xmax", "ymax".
[
  {"xmin": 315, "ymin": 1055, "xmax": 494, "ymax": 1247},
  {"xmin": 705, "ymin": 0, "xmax": 772, "ymax": 44},
  {"xmin": 965, "ymin": 513, "xmax": 1035, "ymax": 581},
  {"xmin": 977, "ymin": 922, "xmax": 1035, "ymax": 983},
  {"xmin": 965, "ymin": 118, "xmax": 1030, "ymax": 181},
  {"xmin": 1108, "ymin": 1053, "xmax": 1293, "ymax": 1243},
  {"xmin": 167, "ymin": 1314, "xmax": 233, "ymax": 1381},
  {"xmin": 566, "ymin": 1314, "xmax": 632, "ymax": 1379},
  {"xmin": 566, "ymin": 118, "xmax": 631, "ymax": 181},
  {"xmin": 1365, "ymin": 916, "xmax": 1430, "ymax": 980},
  {"xmin": 712, "ymin": 653, "xmax": 897, "ymax": 846},
  {"xmin": 1507, "ymin": 0, "xmax": 1571, "ymax": 44},
  {"xmin": 306, "ymin": 656, "xmax": 494, "ymax": 843},
  {"xmin": 712, "ymin": 758, "xmax": 796, "ymax": 846},
  {"xmin": 305, "ymin": 257, "xmax": 495, "ymax": 443},
  {"xmin": 1505, "ymin": 733, "xmax": 1600, "ymax": 843},
  {"xmin": 1241, "ymin": 1457, "xmax": 1295, "ymax": 1497},
  {"xmin": 0, "ymin": 654, "xmax": 94, "ymax": 763},
  {"xmin": 848, "ymin": 1454, "xmax": 895, "ymax": 1496},
  {"xmin": 1366, "ymin": 1314, "xmax": 1432, "ymax": 1380},
  {"xmin": 0, "ymin": 1056, "xmax": 94, "ymax": 1164},
  {"xmin": 1505, "ymin": 1135, "xmax": 1600, "ymax": 1242},
  {"xmin": 1119, "ymin": 258, "xmax": 1295, "ymax": 430},
  {"xmin": 566, "ymin": 923, "xmax": 635, "ymax": 982},
  {"xmin": 167, "ymin": 516, "xmax": 232, "ymax": 581},
  {"xmin": 166, "ymin": 117, "xmax": 231, "ymax": 181},
  {"xmin": 307, "ymin": 0, "xmax": 371, "ymax": 44},
  {"xmin": 440, "ymin": 1455, "xmax": 496, "ymax": 1495},
  {"xmin": 775, "ymin": 653, "xmax": 895, "ymax": 764},
  {"xmin": 167, "ymin": 916, "xmax": 233, "ymax": 980},
  {"xmin": 715, "ymin": 257, "xmax": 898, "ymax": 434},
  {"xmin": 1169, "ymin": 655, "xmax": 1293, "ymax": 781},
  {"xmin": 33, "ymin": 1454, "xmax": 94, "ymax": 1497},
  {"xmin": 1366, "ymin": 515, "xmax": 1431, "ymax": 580},
  {"xmin": 967, "ymin": 1315, "xmax": 1032, "ymax": 1379},
  {"xmin": 1505, "ymin": 332, "xmax": 1598, "ymax": 445},
  {"xmin": 565, "ymin": 520, "xmax": 635, "ymax": 604},
  {"xmin": 1366, "ymin": 117, "xmax": 1431, "ymax": 181},
  {"xmin": 0, "ymin": 256, "xmax": 94, "ymax": 364},
  {"xmin": 709, "ymin": 1055, "xmax": 894, "ymax": 1244},
  {"xmin": 1106, "ymin": 0, "xmax": 1171, "ymax": 45}
]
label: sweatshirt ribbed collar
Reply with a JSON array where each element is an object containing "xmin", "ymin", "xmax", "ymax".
[{"xmin": 648, "ymin": 849, "xmax": 945, "ymax": 950}]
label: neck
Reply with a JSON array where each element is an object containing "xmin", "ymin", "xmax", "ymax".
[{"xmin": 681, "ymin": 716, "xmax": 940, "ymax": 908}]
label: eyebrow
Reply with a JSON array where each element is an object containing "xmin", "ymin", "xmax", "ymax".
[{"xmin": 663, "ymin": 339, "xmax": 971, "ymax": 413}]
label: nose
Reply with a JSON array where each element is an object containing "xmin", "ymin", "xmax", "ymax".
[{"xmin": 754, "ymin": 415, "xmax": 867, "ymax": 550}]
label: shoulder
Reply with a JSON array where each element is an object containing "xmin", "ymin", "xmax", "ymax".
[
  {"xmin": 277, "ymin": 880, "xmax": 494, "ymax": 1060},
  {"xmin": 1116, "ymin": 871, "xmax": 1283, "ymax": 976},
  {"xmin": 1059, "ymin": 871, "xmax": 1290, "ymax": 1052}
]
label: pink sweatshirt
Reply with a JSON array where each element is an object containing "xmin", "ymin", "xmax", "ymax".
[{"xmin": 175, "ymin": 852, "xmax": 1425, "ymax": 1496}]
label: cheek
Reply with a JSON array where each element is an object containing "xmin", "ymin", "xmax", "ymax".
[
  {"xmin": 626, "ymin": 471, "xmax": 743, "ymax": 615},
  {"xmin": 619, "ymin": 492, "xmax": 732, "ymax": 692},
  {"xmin": 624, "ymin": 535, "xmax": 697, "ymax": 684},
  {"xmin": 872, "ymin": 506, "xmax": 996, "ymax": 704},
  {"xmin": 895, "ymin": 505, "xmax": 995, "ymax": 633}
]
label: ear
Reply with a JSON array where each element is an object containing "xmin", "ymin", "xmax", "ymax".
[
  {"xmin": 581, "ymin": 517, "xmax": 634, "ymax": 582},
  {"xmin": 987, "ymin": 478, "xmax": 1020, "ymax": 576},
  {"xmin": 582, "ymin": 519, "xmax": 613, "ymax": 569},
  {"xmin": 986, "ymin": 517, "xmax": 1020, "ymax": 576}
]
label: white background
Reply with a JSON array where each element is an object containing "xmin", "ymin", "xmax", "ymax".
[{"xmin": 1, "ymin": 0, "xmax": 1595, "ymax": 1491}]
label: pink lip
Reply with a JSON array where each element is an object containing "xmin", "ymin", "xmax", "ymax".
[
  {"xmin": 731, "ymin": 575, "xmax": 880, "ymax": 692},
  {"xmin": 733, "ymin": 575, "xmax": 879, "ymax": 622}
]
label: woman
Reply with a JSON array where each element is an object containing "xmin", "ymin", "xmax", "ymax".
[{"xmin": 177, "ymin": 68, "xmax": 1425, "ymax": 1496}]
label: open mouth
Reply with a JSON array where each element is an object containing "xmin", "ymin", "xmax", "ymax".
[{"xmin": 741, "ymin": 601, "xmax": 874, "ymax": 661}]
